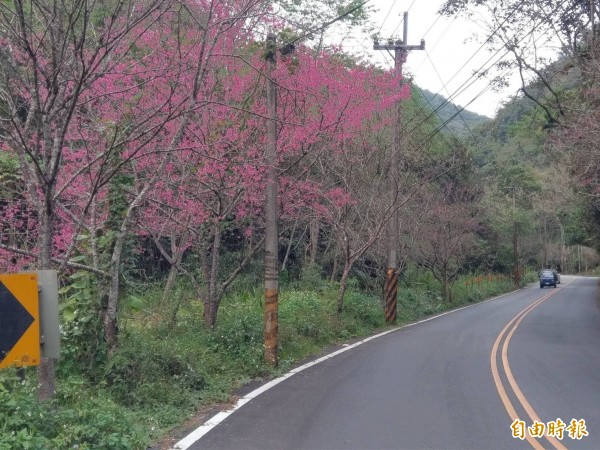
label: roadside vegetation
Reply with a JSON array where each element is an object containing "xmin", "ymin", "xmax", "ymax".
[{"xmin": 0, "ymin": 269, "xmax": 532, "ymax": 450}]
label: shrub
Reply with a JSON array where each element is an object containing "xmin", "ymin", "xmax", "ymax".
[{"xmin": 0, "ymin": 369, "xmax": 147, "ymax": 450}]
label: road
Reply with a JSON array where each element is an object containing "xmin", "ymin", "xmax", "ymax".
[{"xmin": 186, "ymin": 275, "xmax": 600, "ymax": 450}]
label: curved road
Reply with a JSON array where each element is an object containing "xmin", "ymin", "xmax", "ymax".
[{"xmin": 185, "ymin": 275, "xmax": 600, "ymax": 450}]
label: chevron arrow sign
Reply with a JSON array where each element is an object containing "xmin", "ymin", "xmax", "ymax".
[{"xmin": 0, "ymin": 273, "xmax": 40, "ymax": 369}]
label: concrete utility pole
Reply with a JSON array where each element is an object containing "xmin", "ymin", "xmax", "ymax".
[
  {"xmin": 512, "ymin": 187, "xmax": 520, "ymax": 287},
  {"xmin": 374, "ymin": 13, "xmax": 424, "ymax": 324},
  {"xmin": 262, "ymin": 34, "xmax": 296, "ymax": 367},
  {"xmin": 264, "ymin": 33, "xmax": 279, "ymax": 366}
]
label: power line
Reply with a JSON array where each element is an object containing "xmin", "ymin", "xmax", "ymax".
[
  {"xmin": 421, "ymin": 12, "xmax": 445, "ymax": 40},
  {"xmin": 424, "ymin": 50, "xmax": 477, "ymax": 142},
  {"xmin": 405, "ymin": 13, "xmax": 457, "ymax": 86},
  {"xmin": 412, "ymin": 84, "xmax": 463, "ymax": 143},
  {"xmin": 403, "ymin": 0, "xmax": 565, "ymax": 135},
  {"xmin": 409, "ymin": 20, "xmax": 559, "ymax": 144},
  {"xmin": 378, "ymin": 0, "xmax": 528, "ymax": 134},
  {"xmin": 426, "ymin": 0, "xmax": 529, "ymax": 101},
  {"xmin": 419, "ymin": 70, "xmax": 505, "ymax": 148},
  {"xmin": 397, "ymin": 69, "xmax": 507, "ymax": 163},
  {"xmin": 405, "ymin": 42, "xmax": 511, "ymax": 133},
  {"xmin": 390, "ymin": 16, "xmax": 405, "ymax": 40},
  {"xmin": 420, "ymin": 14, "xmax": 456, "ymax": 56},
  {"xmin": 383, "ymin": 51, "xmax": 464, "ymax": 143},
  {"xmin": 378, "ymin": 0, "xmax": 398, "ymax": 34}
]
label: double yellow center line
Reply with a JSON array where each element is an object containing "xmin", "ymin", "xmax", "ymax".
[{"xmin": 491, "ymin": 284, "xmax": 570, "ymax": 450}]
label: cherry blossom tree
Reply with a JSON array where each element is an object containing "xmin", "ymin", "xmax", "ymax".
[
  {"xmin": 0, "ymin": 0, "xmax": 182, "ymax": 400},
  {"xmin": 0, "ymin": 0, "xmax": 273, "ymax": 371},
  {"xmin": 132, "ymin": 43, "xmax": 406, "ymax": 327}
]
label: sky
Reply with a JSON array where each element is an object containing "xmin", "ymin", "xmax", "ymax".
[{"xmin": 340, "ymin": 0, "xmax": 522, "ymax": 118}]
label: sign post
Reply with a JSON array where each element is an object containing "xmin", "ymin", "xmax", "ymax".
[{"xmin": 36, "ymin": 270, "xmax": 60, "ymax": 359}]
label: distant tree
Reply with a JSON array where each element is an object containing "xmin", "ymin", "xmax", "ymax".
[
  {"xmin": 274, "ymin": 0, "xmax": 375, "ymax": 52},
  {"xmin": 549, "ymin": 55, "xmax": 600, "ymax": 252},
  {"xmin": 405, "ymin": 184, "xmax": 480, "ymax": 302},
  {"xmin": 440, "ymin": 0, "xmax": 599, "ymax": 124},
  {"xmin": 316, "ymin": 126, "xmax": 426, "ymax": 313}
]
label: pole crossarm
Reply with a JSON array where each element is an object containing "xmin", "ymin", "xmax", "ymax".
[{"xmin": 373, "ymin": 41, "xmax": 425, "ymax": 52}]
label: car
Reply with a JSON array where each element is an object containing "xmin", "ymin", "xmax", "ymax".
[{"xmin": 539, "ymin": 269, "xmax": 557, "ymax": 288}]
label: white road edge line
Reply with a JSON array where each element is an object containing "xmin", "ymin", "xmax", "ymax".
[{"xmin": 172, "ymin": 287, "xmax": 521, "ymax": 449}]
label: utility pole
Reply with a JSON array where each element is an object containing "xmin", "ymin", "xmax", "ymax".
[
  {"xmin": 542, "ymin": 211, "xmax": 548, "ymax": 268},
  {"xmin": 262, "ymin": 5, "xmax": 365, "ymax": 362},
  {"xmin": 512, "ymin": 187, "xmax": 520, "ymax": 287},
  {"xmin": 263, "ymin": 34, "xmax": 295, "ymax": 367},
  {"xmin": 374, "ymin": 13, "xmax": 424, "ymax": 324},
  {"xmin": 264, "ymin": 33, "xmax": 279, "ymax": 366},
  {"xmin": 559, "ymin": 222, "xmax": 565, "ymax": 273}
]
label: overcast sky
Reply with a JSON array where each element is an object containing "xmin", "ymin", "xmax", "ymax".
[{"xmin": 341, "ymin": 0, "xmax": 522, "ymax": 118}]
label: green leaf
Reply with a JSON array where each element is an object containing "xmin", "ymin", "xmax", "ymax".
[
  {"xmin": 125, "ymin": 295, "xmax": 144, "ymax": 312},
  {"xmin": 71, "ymin": 281, "xmax": 88, "ymax": 290},
  {"xmin": 68, "ymin": 271, "xmax": 89, "ymax": 280},
  {"xmin": 62, "ymin": 307, "xmax": 76, "ymax": 322},
  {"xmin": 58, "ymin": 286, "xmax": 72, "ymax": 295}
]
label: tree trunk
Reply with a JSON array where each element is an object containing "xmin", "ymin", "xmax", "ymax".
[
  {"xmin": 39, "ymin": 199, "xmax": 53, "ymax": 271},
  {"xmin": 203, "ymin": 223, "xmax": 222, "ymax": 329},
  {"xmin": 309, "ymin": 219, "xmax": 319, "ymax": 264},
  {"xmin": 162, "ymin": 265, "xmax": 178, "ymax": 305},
  {"xmin": 542, "ymin": 212, "xmax": 548, "ymax": 268},
  {"xmin": 104, "ymin": 210, "xmax": 134, "ymax": 353},
  {"xmin": 281, "ymin": 219, "xmax": 298, "ymax": 272},
  {"xmin": 513, "ymin": 220, "xmax": 520, "ymax": 287},
  {"xmin": 337, "ymin": 263, "xmax": 351, "ymax": 314},
  {"xmin": 441, "ymin": 263, "xmax": 449, "ymax": 302},
  {"xmin": 162, "ymin": 233, "xmax": 181, "ymax": 305},
  {"xmin": 103, "ymin": 147, "xmax": 170, "ymax": 351},
  {"xmin": 559, "ymin": 223, "xmax": 565, "ymax": 273},
  {"xmin": 203, "ymin": 299, "xmax": 216, "ymax": 328},
  {"xmin": 330, "ymin": 256, "xmax": 339, "ymax": 283}
]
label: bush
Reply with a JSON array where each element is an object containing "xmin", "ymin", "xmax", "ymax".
[
  {"xmin": 0, "ymin": 369, "xmax": 147, "ymax": 450},
  {"xmin": 296, "ymin": 263, "xmax": 327, "ymax": 291}
]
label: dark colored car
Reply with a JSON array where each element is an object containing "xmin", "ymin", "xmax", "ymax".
[{"xmin": 539, "ymin": 270, "xmax": 557, "ymax": 288}]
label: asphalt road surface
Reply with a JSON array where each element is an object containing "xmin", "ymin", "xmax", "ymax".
[{"xmin": 191, "ymin": 275, "xmax": 600, "ymax": 450}]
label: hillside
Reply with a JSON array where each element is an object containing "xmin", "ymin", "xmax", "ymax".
[{"xmin": 416, "ymin": 87, "xmax": 491, "ymax": 138}]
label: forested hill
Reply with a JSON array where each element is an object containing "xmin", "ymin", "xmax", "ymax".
[{"xmin": 416, "ymin": 87, "xmax": 491, "ymax": 137}]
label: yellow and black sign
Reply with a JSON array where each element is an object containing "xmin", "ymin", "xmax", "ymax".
[{"xmin": 0, "ymin": 273, "xmax": 39, "ymax": 368}]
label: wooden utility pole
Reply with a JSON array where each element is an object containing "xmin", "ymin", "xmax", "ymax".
[
  {"xmin": 374, "ymin": 13, "xmax": 424, "ymax": 324},
  {"xmin": 264, "ymin": 33, "xmax": 279, "ymax": 366}
]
